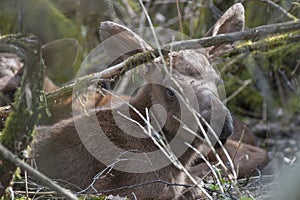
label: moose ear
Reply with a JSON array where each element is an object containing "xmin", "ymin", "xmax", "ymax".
[
  {"xmin": 204, "ymin": 3, "xmax": 245, "ymax": 57},
  {"xmin": 99, "ymin": 21, "xmax": 152, "ymax": 63}
]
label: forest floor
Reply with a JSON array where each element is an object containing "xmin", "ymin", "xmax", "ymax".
[
  {"xmin": 242, "ymin": 114, "xmax": 300, "ymax": 200},
  {"xmin": 8, "ymin": 114, "xmax": 300, "ymax": 200}
]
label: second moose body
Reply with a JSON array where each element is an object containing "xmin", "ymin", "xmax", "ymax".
[{"xmin": 32, "ymin": 3, "xmax": 268, "ymax": 199}]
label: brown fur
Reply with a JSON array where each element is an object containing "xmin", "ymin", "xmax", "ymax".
[
  {"xmin": 32, "ymin": 3, "xmax": 268, "ymax": 199},
  {"xmin": 191, "ymin": 118, "xmax": 268, "ymax": 179}
]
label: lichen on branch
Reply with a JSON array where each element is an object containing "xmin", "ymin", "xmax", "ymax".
[{"xmin": 0, "ymin": 34, "xmax": 45, "ymax": 196}]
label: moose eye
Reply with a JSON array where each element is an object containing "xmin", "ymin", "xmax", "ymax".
[{"xmin": 166, "ymin": 88, "xmax": 176, "ymax": 99}]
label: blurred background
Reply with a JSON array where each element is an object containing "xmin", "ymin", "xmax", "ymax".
[{"xmin": 1, "ymin": 0, "xmax": 299, "ymax": 122}]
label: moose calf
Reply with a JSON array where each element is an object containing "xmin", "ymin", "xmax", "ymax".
[{"xmin": 32, "ymin": 3, "xmax": 268, "ymax": 199}]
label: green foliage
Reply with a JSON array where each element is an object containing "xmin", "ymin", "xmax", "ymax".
[
  {"xmin": 218, "ymin": 27, "xmax": 300, "ymax": 119},
  {"xmin": 0, "ymin": 0, "xmax": 78, "ymax": 43},
  {"xmin": 208, "ymin": 183, "xmax": 220, "ymax": 191},
  {"xmin": 218, "ymin": 59, "xmax": 264, "ymax": 117},
  {"xmin": 0, "ymin": 1, "xmax": 19, "ymax": 34}
]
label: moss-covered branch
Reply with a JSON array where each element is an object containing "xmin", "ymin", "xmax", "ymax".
[
  {"xmin": 0, "ymin": 143, "xmax": 78, "ymax": 199},
  {"xmin": 228, "ymin": 30, "xmax": 300, "ymax": 57},
  {"xmin": 46, "ymin": 49, "xmax": 169, "ymax": 105},
  {"xmin": 168, "ymin": 20, "xmax": 300, "ymax": 50},
  {"xmin": 1, "ymin": 21, "xmax": 300, "ymax": 116},
  {"xmin": 0, "ymin": 34, "xmax": 45, "ymax": 196},
  {"xmin": 46, "ymin": 20, "xmax": 300, "ymax": 104}
]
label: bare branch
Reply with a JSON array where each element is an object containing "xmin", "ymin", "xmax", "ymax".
[
  {"xmin": 0, "ymin": 143, "xmax": 78, "ymax": 200},
  {"xmin": 1, "ymin": 20, "xmax": 299, "ymax": 118},
  {"xmin": 243, "ymin": 0, "xmax": 298, "ymax": 21},
  {"xmin": 46, "ymin": 49, "xmax": 168, "ymax": 105},
  {"xmin": 21, "ymin": 20, "xmax": 300, "ymax": 108},
  {"xmin": 168, "ymin": 20, "xmax": 300, "ymax": 50},
  {"xmin": 97, "ymin": 179, "xmax": 193, "ymax": 194},
  {"xmin": 176, "ymin": 0, "xmax": 183, "ymax": 34}
]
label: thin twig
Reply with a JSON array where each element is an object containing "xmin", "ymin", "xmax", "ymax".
[
  {"xmin": 138, "ymin": 0, "xmax": 152, "ymax": 35},
  {"xmin": 144, "ymin": 0, "xmax": 188, "ymax": 5},
  {"xmin": 274, "ymin": 69, "xmax": 287, "ymax": 115},
  {"xmin": 291, "ymin": 60, "xmax": 300, "ymax": 76},
  {"xmin": 0, "ymin": 143, "xmax": 78, "ymax": 200},
  {"xmin": 14, "ymin": 191, "xmax": 59, "ymax": 195},
  {"xmin": 223, "ymin": 79, "xmax": 252, "ymax": 104},
  {"xmin": 136, "ymin": 9, "xmax": 216, "ymax": 195},
  {"xmin": 24, "ymin": 170, "xmax": 29, "ymax": 199},
  {"xmin": 176, "ymin": 0, "xmax": 183, "ymax": 34},
  {"xmin": 186, "ymin": 143, "xmax": 226, "ymax": 194},
  {"xmin": 46, "ymin": 49, "xmax": 168, "ymax": 103},
  {"xmin": 163, "ymin": 12, "xmax": 194, "ymax": 28},
  {"xmin": 278, "ymin": 68, "xmax": 297, "ymax": 93},
  {"xmin": 169, "ymin": 85, "xmax": 235, "ymax": 198},
  {"xmin": 122, "ymin": 0, "xmax": 139, "ymax": 25},
  {"xmin": 242, "ymin": 0, "xmax": 298, "ymax": 21},
  {"xmin": 232, "ymin": 124, "xmax": 246, "ymax": 161},
  {"xmin": 97, "ymin": 179, "xmax": 193, "ymax": 194}
]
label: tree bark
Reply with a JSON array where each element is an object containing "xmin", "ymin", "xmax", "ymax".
[{"xmin": 0, "ymin": 34, "xmax": 45, "ymax": 196}]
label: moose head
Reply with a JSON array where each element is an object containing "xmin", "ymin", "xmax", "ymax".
[
  {"xmin": 97, "ymin": 3, "xmax": 245, "ymax": 150},
  {"xmin": 31, "ymin": 3, "xmax": 269, "ymax": 200}
]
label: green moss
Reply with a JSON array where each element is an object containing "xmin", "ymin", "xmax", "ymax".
[
  {"xmin": 235, "ymin": 31, "xmax": 300, "ymax": 59},
  {"xmin": 0, "ymin": 34, "xmax": 44, "ymax": 194},
  {"xmin": 222, "ymin": 62, "xmax": 264, "ymax": 116},
  {"xmin": 286, "ymin": 93, "xmax": 300, "ymax": 114},
  {"xmin": 220, "ymin": 28, "xmax": 300, "ymax": 118}
]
